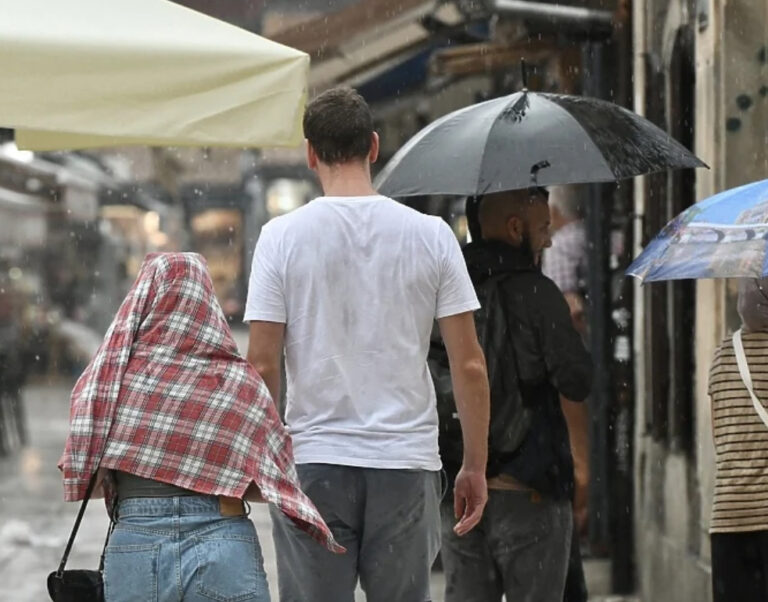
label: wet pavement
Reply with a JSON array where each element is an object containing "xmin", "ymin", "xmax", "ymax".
[{"xmin": 0, "ymin": 379, "xmax": 112, "ymax": 601}]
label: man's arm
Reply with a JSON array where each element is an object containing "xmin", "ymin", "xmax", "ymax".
[
  {"xmin": 247, "ymin": 321, "xmax": 285, "ymax": 405},
  {"xmin": 534, "ymin": 278, "xmax": 593, "ymax": 402},
  {"xmin": 559, "ymin": 287, "xmax": 590, "ymax": 532},
  {"xmin": 561, "ymin": 395, "xmax": 590, "ymax": 532},
  {"xmin": 438, "ymin": 311, "xmax": 490, "ymax": 536},
  {"xmin": 563, "ymin": 291, "xmax": 587, "ymax": 337},
  {"xmin": 244, "ymin": 223, "xmax": 287, "ymax": 406}
]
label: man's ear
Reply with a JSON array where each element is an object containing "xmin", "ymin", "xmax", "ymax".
[
  {"xmin": 306, "ymin": 140, "xmax": 318, "ymax": 170},
  {"xmin": 369, "ymin": 132, "xmax": 380, "ymax": 164},
  {"xmin": 507, "ymin": 215, "xmax": 524, "ymax": 244}
]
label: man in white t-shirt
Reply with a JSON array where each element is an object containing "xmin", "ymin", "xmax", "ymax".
[{"xmin": 245, "ymin": 87, "xmax": 490, "ymax": 602}]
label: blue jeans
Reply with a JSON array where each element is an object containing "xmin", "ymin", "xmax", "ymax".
[{"xmin": 103, "ymin": 496, "xmax": 270, "ymax": 602}]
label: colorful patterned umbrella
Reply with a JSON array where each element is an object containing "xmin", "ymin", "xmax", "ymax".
[{"xmin": 627, "ymin": 179, "xmax": 768, "ymax": 283}]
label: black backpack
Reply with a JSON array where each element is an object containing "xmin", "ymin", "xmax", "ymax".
[{"xmin": 430, "ymin": 274, "xmax": 531, "ymax": 479}]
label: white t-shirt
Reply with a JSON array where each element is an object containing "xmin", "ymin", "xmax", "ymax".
[{"xmin": 244, "ymin": 195, "xmax": 479, "ymax": 470}]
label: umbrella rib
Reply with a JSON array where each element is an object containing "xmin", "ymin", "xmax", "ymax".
[
  {"xmin": 543, "ymin": 96, "xmax": 616, "ymax": 180},
  {"xmin": 476, "ymin": 93, "xmax": 529, "ymax": 196}
]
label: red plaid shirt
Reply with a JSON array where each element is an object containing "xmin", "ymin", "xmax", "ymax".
[{"xmin": 60, "ymin": 253, "xmax": 341, "ymax": 553}]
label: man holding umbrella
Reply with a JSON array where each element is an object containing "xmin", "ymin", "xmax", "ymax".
[
  {"xmin": 439, "ymin": 187, "xmax": 593, "ymax": 602},
  {"xmin": 373, "ymin": 82, "xmax": 704, "ymax": 602}
]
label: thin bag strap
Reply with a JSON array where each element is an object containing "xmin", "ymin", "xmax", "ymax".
[
  {"xmin": 55, "ymin": 471, "xmax": 98, "ymax": 576},
  {"xmin": 732, "ymin": 329, "xmax": 768, "ymax": 429},
  {"xmin": 56, "ymin": 471, "xmax": 114, "ymax": 577},
  {"xmin": 97, "ymin": 517, "xmax": 115, "ymax": 572}
]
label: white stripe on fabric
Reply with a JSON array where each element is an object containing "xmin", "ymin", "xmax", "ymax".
[
  {"xmin": 136, "ymin": 446, "xmax": 166, "ymax": 467},
  {"xmin": 148, "ymin": 412, "xmax": 177, "ymax": 433},
  {"xmin": 116, "ymin": 405, "xmax": 146, "ymax": 427},
  {"xmin": 191, "ymin": 421, "xmax": 219, "ymax": 441},
  {"xmin": 179, "ymin": 457, "xmax": 205, "ymax": 476}
]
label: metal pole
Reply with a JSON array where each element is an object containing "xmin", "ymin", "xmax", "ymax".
[
  {"xmin": 607, "ymin": 4, "xmax": 636, "ymax": 589},
  {"xmin": 493, "ymin": 0, "xmax": 614, "ymax": 36},
  {"xmin": 582, "ymin": 26, "xmax": 636, "ymax": 593},
  {"xmin": 581, "ymin": 40, "xmax": 612, "ymax": 553}
]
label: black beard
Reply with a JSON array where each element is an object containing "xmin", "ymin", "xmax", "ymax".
[{"xmin": 519, "ymin": 229, "xmax": 538, "ymax": 268}]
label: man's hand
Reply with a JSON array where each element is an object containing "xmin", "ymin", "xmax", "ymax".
[
  {"xmin": 438, "ymin": 311, "xmax": 490, "ymax": 536},
  {"xmin": 453, "ymin": 467, "xmax": 488, "ymax": 536},
  {"xmin": 573, "ymin": 478, "xmax": 589, "ymax": 534},
  {"xmin": 564, "ymin": 292, "xmax": 587, "ymax": 336}
]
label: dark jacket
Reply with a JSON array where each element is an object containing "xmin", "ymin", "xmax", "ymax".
[{"xmin": 464, "ymin": 239, "xmax": 592, "ymax": 500}]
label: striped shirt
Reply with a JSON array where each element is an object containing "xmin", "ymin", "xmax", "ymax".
[{"xmin": 709, "ymin": 332, "xmax": 768, "ymax": 533}]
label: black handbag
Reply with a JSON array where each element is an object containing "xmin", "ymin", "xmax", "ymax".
[{"xmin": 47, "ymin": 472, "xmax": 114, "ymax": 602}]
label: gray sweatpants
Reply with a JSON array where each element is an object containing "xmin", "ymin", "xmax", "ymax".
[
  {"xmin": 440, "ymin": 489, "xmax": 572, "ymax": 602},
  {"xmin": 270, "ymin": 464, "xmax": 442, "ymax": 602}
]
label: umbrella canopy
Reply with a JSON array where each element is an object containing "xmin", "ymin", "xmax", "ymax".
[
  {"xmin": 374, "ymin": 91, "xmax": 706, "ymax": 197},
  {"xmin": 627, "ymin": 179, "xmax": 768, "ymax": 283},
  {"xmin": 0, "ymin": 0, "xmax": 309, "ymax": 150}
]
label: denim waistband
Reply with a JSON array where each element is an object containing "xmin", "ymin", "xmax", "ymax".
[{"xmin": 116, "ymin": 495, "xmax": 243, "ymax": 518}]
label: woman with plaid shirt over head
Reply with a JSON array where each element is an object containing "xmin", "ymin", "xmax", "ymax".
[{"xmin": 59, "ymin": 253, "xmax": 340, "ymax": 602}]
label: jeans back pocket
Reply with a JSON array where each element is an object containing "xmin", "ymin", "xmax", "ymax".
[
  {"xmin": 193, "ymin": 533, "xmax": 269, "ymax": 602},
  {"xmin": 104, "ymin": 543, "xmax": 159, "ymax": 602}
]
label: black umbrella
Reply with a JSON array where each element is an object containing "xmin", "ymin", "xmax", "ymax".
[{"xmin": 374, "ymin": 90, "xmax": 707, "ymax": 198}]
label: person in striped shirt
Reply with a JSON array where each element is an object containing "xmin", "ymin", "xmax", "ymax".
[{"xmin": 708, "ymin": 277, "xmax": 768, "ymax": 601}]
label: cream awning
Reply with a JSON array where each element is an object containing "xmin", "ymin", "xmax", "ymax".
[{"xmin": 0, "ymin": 0, "xmax": 309, "ymax": 150}]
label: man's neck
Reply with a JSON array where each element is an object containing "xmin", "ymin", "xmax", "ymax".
[
  {"xmin": 480, "ymin": 237, "xmax": 537, "ymax": 267},
  {"xmin": 317, "ymin": 163, "xmax": 378, "ymax": 197}
]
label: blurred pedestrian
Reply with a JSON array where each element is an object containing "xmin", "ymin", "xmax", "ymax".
[
  {"xmin": 440, "ymin": 189, "xmax": 592, "ymax": 602},
  {"xmin": 0, "ymin": 280, "xmax": 27, "ymax": 450},
  {"xmin": 245, "ymin": 87, "xmax": 490, "ymax": 602},
  {"xmin": 542, "ymin": 186, "xmax": 590, "ymax": 602},
  {"xmin": 543, "ymin": 185, "xmax": 588, "ymax": 335},
  {"xmin": 709, "ymin": 277, "xmax": 768, "ymax": 601},
  {"xmin": 0, "ymin": 281, "xmax": 23, "ymax": 390},
  {"xmin": 60, "ymin": 252, "xmax": 339, "ymax": 602}
]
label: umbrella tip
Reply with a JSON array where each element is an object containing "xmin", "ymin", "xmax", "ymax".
[
  {"xmin": 520, "ymin": 58, "xmax": 528, "ymax": 90},
  {"xmin": 530, "ymin": 160, "xmax": 550, "ymax": 188}
]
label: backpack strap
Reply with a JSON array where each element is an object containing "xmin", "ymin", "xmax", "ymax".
[
  {"xmin": 732, "ymin": 329, "xmax": 768, "ymax": 430},
  {"xmin": 485, "ymin": 276, "xmax": 521, "ymax": 381}
]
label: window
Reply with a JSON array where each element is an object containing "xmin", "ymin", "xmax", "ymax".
[
  {"xmin": 667, "ymin": 27, "xmax": 696, "ymax": 453},
  {"xmin": 643, "ymin": 27, "xmax": 697, "ymax": 454}
]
